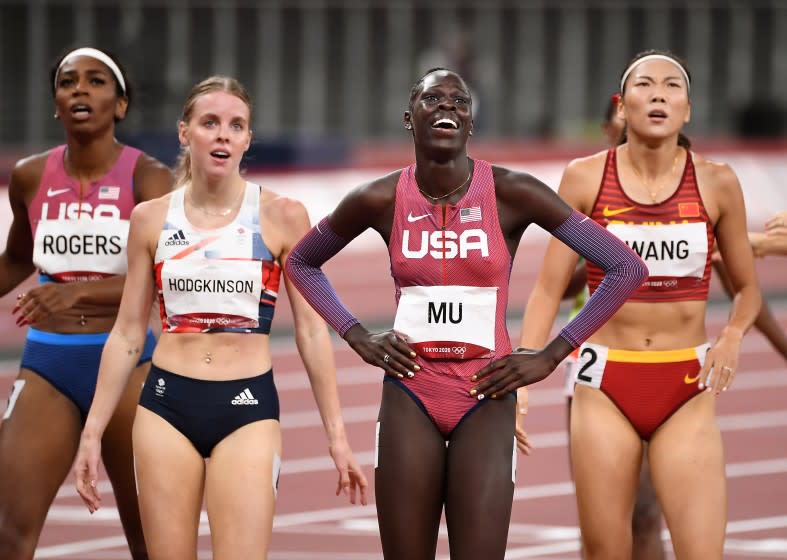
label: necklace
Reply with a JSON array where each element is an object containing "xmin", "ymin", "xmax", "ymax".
[
  {"xmin": 417, "ymin": 170, "xmax": 472, "ymax": 202},
  {"xmin": 187, "ymin": 185, "xmax": 245, "ymax": 217},
  {"xmin": 628, "ymin": 148, "xmax": 681, "ymax": 203}
]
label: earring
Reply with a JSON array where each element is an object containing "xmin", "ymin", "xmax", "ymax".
[
  {"xmin": 469, "ymin": 130, "xmax": 473, "ymax": 136},
  {"xmin": 53, "ymin": 113, "xmax": 59, "ymax": 120},
  {"xmin": 405, "ymin": 123, "xmax": 412, "ymax": 130}
]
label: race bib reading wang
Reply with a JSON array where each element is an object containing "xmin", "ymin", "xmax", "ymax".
[{"xmin": 393, "ymin": 285, "xmax": 497, "ymax": 359}]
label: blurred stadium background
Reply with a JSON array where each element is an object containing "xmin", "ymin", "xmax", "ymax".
[{"xmin": 0, "ymin": 1, "xmax": 786, "ymax": 558}]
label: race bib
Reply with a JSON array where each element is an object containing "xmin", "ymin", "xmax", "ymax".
[
  {"xmin": 606, "ymin": 222, "xmax": 707, "ymax": 279},
  {"xmin": 33, "ymin": 219, "xmax": 129, "ymax": 282},
  {"xmin": 393, "ymin": 285, "xmax": 497, "ymax": 359},
  {"xmin": 161, "ymin": 258, "xmax": 263, "ymax": 330}
]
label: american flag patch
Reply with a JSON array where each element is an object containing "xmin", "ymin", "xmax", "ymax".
[
  {"xmin": 98, "ymin": 185, "xmax": 120, "ymax": 200},
  {"xmin": 459, "ymin": 206, "xmax": 482, "ymax": 223}
]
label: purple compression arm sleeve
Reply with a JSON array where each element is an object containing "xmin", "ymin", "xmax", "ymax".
[
  {"xmin": 550, "ymin": 210, "xmax": 648, "ymax": 347},
  {"xmin": 285, "ymin": 217, "xmax": 360, "ymax": 336}
]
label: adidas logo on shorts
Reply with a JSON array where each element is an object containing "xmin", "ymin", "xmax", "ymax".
[
  {"xmin": 231, "ymin": 388, "xmax": 259, "ymax": 405},
  {"xmin": 164, "ymin": 229, "xmax": 189, "ymax": 246}
]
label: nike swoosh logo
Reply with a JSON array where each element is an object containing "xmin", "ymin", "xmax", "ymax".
[
  {"xmin": 602, "ymin": 205, "xmax": 636, "ymax": 218},
  {"xmin": 407, "ymin": 212, "xmax": 430, "ymax": 223},
  {"xmin": 47, "ymin": 187, "xmax": 70, "ymax": 197},
  {"xmin": 684, "ymin": 373, "xmax": 701, "ymax": 384}
]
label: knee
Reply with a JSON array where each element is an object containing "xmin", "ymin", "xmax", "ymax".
[
  {"xmin": 582, "ymin": 536, "xmax": 631, "ymax": 560},
  {"xmin": 0, "ymin": 516, "xmax": 37, "ymax": 559}
]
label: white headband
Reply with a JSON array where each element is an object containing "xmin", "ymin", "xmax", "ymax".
[
  {"xmin": 55, "ymin": 48, "xmax": 126, "ymax": 95},
  {"xmin": 619, "ymin": 54, "xmax": 690, "ymax": 94}
]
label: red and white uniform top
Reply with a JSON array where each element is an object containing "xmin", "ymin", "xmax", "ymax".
[{"xmin": 153, "ymin": 182, "xmax": 281, "ymax": 334}]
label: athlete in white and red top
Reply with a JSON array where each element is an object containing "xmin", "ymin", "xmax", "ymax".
[
  {"xmin": 286, "ymin": 68, "xmax": 647, "ymax": 559},
  {"xmin": 73, "ymin": 76, "xmax": 367, "ymax": 560}
]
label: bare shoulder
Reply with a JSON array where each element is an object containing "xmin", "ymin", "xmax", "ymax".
[
  {"xmin": 491, "ymin": 164, "xmax": 548, "ymax": 192},
  {"xmin": 348, "ymin": 168, "xmax": 401, "ymax": 211},
  {"xmin": 260, "ymin": 187, "xmax": 310, "ymax": 232},
  {"xmin": 557, "ymin": 150, "xmax": 608, "ymax": 210},
  {"xmin": 9, "ymin": 150, "xmax": 51, "ymax": 198},
  {"xmin": 692, "ymin": 152, "xmax": 740, "ymax": 192},
  {"xmin": 129, "ymin": 190, "xmax": 173, "ymax": 230},
  {"xmin": 133, "ymin": 152, "xmax": 175, "ymax": 201}
]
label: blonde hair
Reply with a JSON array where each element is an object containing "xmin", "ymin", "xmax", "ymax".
[{"xmin": 174, "ymin": 76, "xmax": 253, "ymax": 186}]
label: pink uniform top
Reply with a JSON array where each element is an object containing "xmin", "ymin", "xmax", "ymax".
[
  {"xmin": 27, "ymin": 144, "xmax": 141, "ymax": 283},
  {"xmin": 388, "ymin": 160, "xmax": 513, "ymax": 378}
]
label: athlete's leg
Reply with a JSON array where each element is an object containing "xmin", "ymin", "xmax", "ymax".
[
  {"xmin": 571, "ymin": 385, "xmax": 643, "ymax": 560},
  {"xmin": 631, "ymin": 447, "xmax": 665, "ymax": 560},
  {"xmin": 132, "ymin": 407, "xmax": 205, "ymax": 560},
  {"xmin": 205, "ymin": 419, "xmax": 281, "ymax": 560},
  {"xmin": 375, "ymin": 381, "xmax": 447, "ymax": 560},
  {"xmin": 101, "ymin": 363, "xmax": 150, "ymax": 560},
  {"xmin": 0, "ymin": 370, "xmax": 81, "ymax": 560},
  {"xmin": 443, "ymin": 395, "xmax": 516, "ymax": 560},
  {"xmin": 648, "ymin": 393, "xmax": 725, "ymax": 560}
]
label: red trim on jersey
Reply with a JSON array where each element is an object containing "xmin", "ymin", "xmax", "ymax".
[{"xmin": 586, "ymin": 148, "xmax": 714, "ymax": 302}]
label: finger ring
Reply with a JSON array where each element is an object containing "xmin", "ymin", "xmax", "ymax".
[
  {"xmin": 383, "ymin": 354, "xmax": 390, "ymax": 364},
  {"xmin": 721, "ymin": 366, "xmax": 733, "ymax": 373}
]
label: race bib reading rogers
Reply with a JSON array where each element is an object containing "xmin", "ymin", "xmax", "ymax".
[
  {"xmin": 33, "ymin": 219, "xmax": 129, "ymax": 281},
  {"xmin": 393, "ymin": 285, "xmax": 497, "ymax": 359}
]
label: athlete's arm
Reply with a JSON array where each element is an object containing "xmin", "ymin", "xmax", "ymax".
[
  {"xmin": 275, "ymin": 196, "xmax": 368, "ymax": 506},
  {"xmin": 696, "ymin": 162, "xmax": 762, "ymax": 393},
  {"xmin": 0, "ymin": 159, "xmax": 37, "ymax": 297},
  {"xmin": 286, "ymin": 173, "xmax": 419, "ymax": 379},
  {"xmin": 519, "ymin": 159, "xmax": 596, "ymax": 350},
  {"xmin": 473, "ymin": 159, "xmax": 647, "ymax": 398},
  {"xmin": 74, "ymin": 201, "xmax": 160, "ymax": 512}
]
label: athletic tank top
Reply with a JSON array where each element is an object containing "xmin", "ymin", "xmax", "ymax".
[
  {"xmin": 586, "ymin": 148, "xmax": 714, "ymax": 302},
  {"xmin": 27, "ymin": 144, "xmax": 141, "ymax": 283},
  {"xmin": 154, "ymin": 182, "xmax": 281, "ymax": 334},
  {"xmin": 388, "ymin": 160, "xmax": 512, "ymax": 375}
]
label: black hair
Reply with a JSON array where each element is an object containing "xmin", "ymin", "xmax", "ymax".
[
  {"xmin": 50, "ymin": 47, "xmax": 132, "ymax": 118},
  {"xmin": 619, "ymin": 49, "xmax": 692, "ymax": 149},
  {"xmin": 407, "ymin": 67, "xmax": 471, "ymax": 112}
]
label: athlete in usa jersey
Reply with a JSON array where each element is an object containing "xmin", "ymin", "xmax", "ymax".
[
  {"xmin": 287, "ymin": 68, "xmax": 646, "ymax": 559},
  {"xmin": 0, "ymin": 48, "xmax": 173, "ymax": 560}
]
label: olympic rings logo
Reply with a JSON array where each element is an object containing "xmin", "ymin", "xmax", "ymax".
[{"xmin": 452, "ymin": 346, "xmax": 466, "ymax": 355}]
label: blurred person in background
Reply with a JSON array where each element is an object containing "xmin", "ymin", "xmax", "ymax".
[
  {"xmin": 286, "ymin": 67, "xmax": 646, "ymax": 559},
  {"xmin": 0, "ymin": 47, "xmax": 172, "ymax": 560},
  {"xmin": 73, "ymin": 76, "xmax": 367, "ymax": 560},
  {"xmin": 750, "ymin": 211, "xmax": 787, "ymax": 257},
  {"xmin": 518, "ymin": 50, "xmax": 761, "ymax": 559}
]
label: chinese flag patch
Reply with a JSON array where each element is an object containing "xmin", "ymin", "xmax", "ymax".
[{"xmin": 678, "ymin": 202, "xmax": 700, "ymax": 218}]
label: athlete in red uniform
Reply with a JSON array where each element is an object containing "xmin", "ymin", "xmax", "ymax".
[
  {"xmin": 287, "ymin": 68, "xmax": 647, "ymax": 559},
  {"xmin": 519, "ymin": 51, "xmax": 761, "ymax": 560},
  {"xmin": 0, "ymin": 48, "xmax": 173, "ymax": 559}
]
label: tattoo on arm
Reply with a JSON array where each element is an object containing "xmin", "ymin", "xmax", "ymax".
[{"xmin": 127, "ymin": 347, "xmax": 141, "ymax": 356}]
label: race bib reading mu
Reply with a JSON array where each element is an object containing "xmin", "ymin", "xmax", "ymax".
[{"xmin": 393, "ymin": 285, "xmax": 497, "ymax": 359}]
